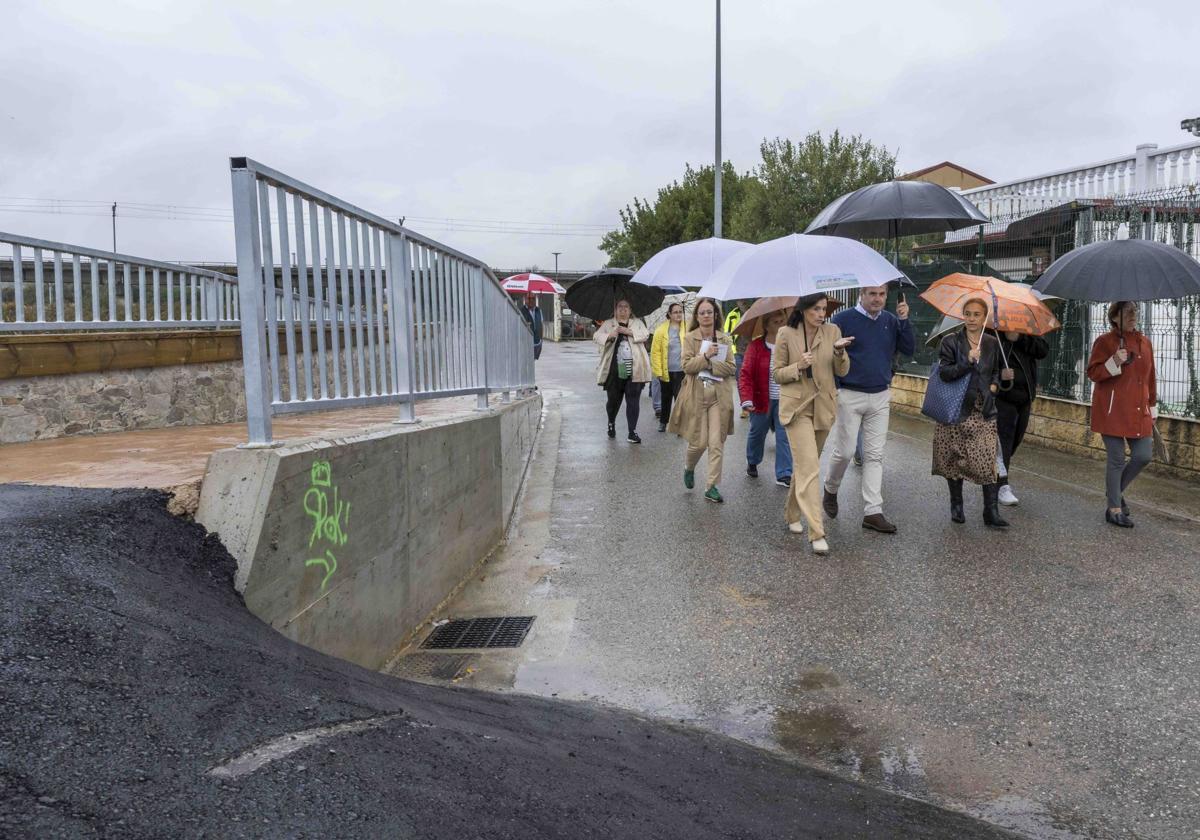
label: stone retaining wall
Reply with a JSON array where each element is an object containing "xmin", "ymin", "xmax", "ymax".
[
  {"xmin": 0, "ymin": 361, "xmax": 246, "ymax": 443},
  {"xmin": 891, "ymin": 373, "xmax": 1200, "ymax": 481}
]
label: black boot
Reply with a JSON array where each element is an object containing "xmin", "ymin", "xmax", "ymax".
[
  {"xmin": 982, "ymin": 483, "xmax": 1010, "ymax": 528},
  {"xmin": 947, "ymin": 478, "xmax": 965, "ymax": 524}
]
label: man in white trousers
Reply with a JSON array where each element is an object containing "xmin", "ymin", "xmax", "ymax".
[{"xmin": 822, "ymin": 285, "xmax": 914, "ymax": 534}]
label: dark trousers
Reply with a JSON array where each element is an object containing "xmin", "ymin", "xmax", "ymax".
[
  {"xmin": 1102, "ymin": 435, "xmax": 1152, "ymax": 509},
  {"xmin": 606, "ymin": 379, "xmax": 644, "ymax": 433},
  {"xmin": 659, "ymin": 371, "xmax": 684, "ymax": 425},
  {"xmin": 995, "ymin": 399, "xmax": 1031, "ymax": 478}
]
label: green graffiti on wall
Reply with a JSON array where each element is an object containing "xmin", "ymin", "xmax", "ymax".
[{"xmin": 302, "ymin": 459, "xmax": 350, "ymax": 591}]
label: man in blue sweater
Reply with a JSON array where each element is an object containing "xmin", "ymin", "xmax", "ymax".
[{"xmin": 822, "ymin": 285, "xmax": 914, "ymax": 534}]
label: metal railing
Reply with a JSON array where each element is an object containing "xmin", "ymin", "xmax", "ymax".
[
  {"xmin": 893, "ymin": 186, "xmax": 1200, "ymax": 419},
  {"xmin": 0, "ymin": 232, "xmax": 239, "ymax": 331},
  {"xmin": 230, "ymin": 157, "xmax": 535, "ymax": 444}
]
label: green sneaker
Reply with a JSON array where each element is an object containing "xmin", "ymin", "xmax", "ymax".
[
  {"xmin": 683, "ymin": 469, "xmax": 695, "ymax": 489},
  {"xmin": 704, "ymin": 486, "xmax": 724, "ymax": 504}
]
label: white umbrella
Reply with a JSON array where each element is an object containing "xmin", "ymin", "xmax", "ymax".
[
  {"xmin": 699, "ymin": 233, "xmax": 907, "ymax": 300},
  {"xmin": 631, "ymin": 237, "xmax": 751, "ymax": 289}
]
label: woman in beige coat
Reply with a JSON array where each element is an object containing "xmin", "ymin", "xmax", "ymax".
[
  {"xmin": 667, "ymin": 298, "xmax": 737, "ymax": 502},
  {"xmin": 594, "ymin": 299, "xmax": 652, "ymax": 443},
  {"xmin": 773, "ymin": 293, "xmax": 853, "ymax": 554}
]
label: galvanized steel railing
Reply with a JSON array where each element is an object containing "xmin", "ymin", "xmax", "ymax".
[
  {"xmin": 0, "ymin": 232, "xmax": 239, "ymax": 331},
  {"xmin": 230, "ymin": 157, "xmax": 535, "ymax": 445}
]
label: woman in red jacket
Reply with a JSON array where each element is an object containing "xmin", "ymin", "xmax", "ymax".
[
  {"xmin": 738, "ymin": 309, "xmax": 792, "ymax": 485},
  {"xmin": 1086, "ymin": 301, "xmax": 1158, "ymax": 528}
]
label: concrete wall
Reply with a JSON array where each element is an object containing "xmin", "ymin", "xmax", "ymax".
[
  {"xmin": 891, "ymin": 373, "xmax": 1200, "ymax": 481},
  {"xmin": 0, "ymin": 361, "xmax": 245, "ymax": 443},
  {"xmin": 195, "ymin": 395, "xmax": 541, "ymax": 669}
]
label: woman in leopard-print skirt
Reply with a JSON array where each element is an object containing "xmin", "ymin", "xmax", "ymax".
[{"xmin": 931, "ymin": 298, "xmax": 1007, "ymax": 528}]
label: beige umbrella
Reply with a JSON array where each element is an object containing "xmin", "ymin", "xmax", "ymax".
[{"xmin": 733, "ymin": 296, "xmax": 843, "ymax": 338}]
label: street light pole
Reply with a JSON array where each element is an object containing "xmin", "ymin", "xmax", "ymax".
[
  {"xmin": 111, "ymin": 202, "xmax": 117, "ymax": 253},
  {"xmin": 552, "ymin": 251, "xmax": 561, "ymax": 285},
  {"xmin": 713, "ymin": 0, "xmax": 722, "ymax": 238}
]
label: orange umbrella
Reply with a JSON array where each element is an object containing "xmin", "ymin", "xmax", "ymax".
[
  {"xmin": 733, "ymin": 296, "xmax": 843, "ymax": 338},
  {"xmin": 919, "ymin": 273, "xmax": 1061, "ymax": 336}
]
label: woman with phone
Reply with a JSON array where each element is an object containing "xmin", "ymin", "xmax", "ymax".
[
  {"xmin": 772, "ymin": 293, "xmax": 852, "ymax": 554},
  {"xmin": 594, "ymin": 299, "xmax": 651, "ymax": 444},
  {"xmin": 668, "ymin": 298, "xmax": 737, "ymax": 502},
  {"xmin": 1086, "ymin": 301, "xmax": 1158, "ymax": 528},
  {"xmin": 931, "ymin": 298, "xmax": 1006, "ymax": 527}
]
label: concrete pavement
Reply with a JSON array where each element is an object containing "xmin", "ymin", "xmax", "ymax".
[{"xmin": 405, "ymin": 340, "xmax": 1200, "ymax": 840}]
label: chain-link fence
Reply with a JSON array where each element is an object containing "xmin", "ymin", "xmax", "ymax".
[{"xmin": 885, "ymin": 185, "xmax": 1200, "ymax": 419}]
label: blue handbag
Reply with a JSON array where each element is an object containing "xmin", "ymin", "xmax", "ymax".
[{"xmin": 921, "ymin": 343, "xmax": 971, "ymax": 425}]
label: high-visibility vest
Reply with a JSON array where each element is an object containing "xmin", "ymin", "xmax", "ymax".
[{"xmin": 723, "ymin": 309, "xmax": 742, "ymax": 356}]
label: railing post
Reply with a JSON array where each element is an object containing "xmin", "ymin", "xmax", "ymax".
[
  {"xmin": 388, "ymin": 230, "xmax": 418, "ymax": 424},
  {"xmin": 474, "ymin": 264, "xmax": 489, "ymax": 411},
  {"xmin": 204, "ymin": 276, "xmax": 221, "ymax": 327},
  {"xmin": 1134, "ymin": 143, "xmax": 1157, "ymax": 191},
  {"xmin": 230, "ymin": 163, "xmax": 274, "ymax": 445}
]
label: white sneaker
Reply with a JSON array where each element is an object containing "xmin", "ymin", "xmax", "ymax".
[
  {"xmin": 787, "ymin": 520, "xmax": 805, "ymax": 534},
  {"xmin": 811, "ymin": 538, "xmax": 829, "ymax": 555},
  {"xmin": 998, "ymin": 484, "xmax": 1019, "ymax": 506}
]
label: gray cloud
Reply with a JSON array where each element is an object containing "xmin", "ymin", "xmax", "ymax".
[{"xmin": 1, "ymin": 0, "xmax": 1194, "ymax": 272}]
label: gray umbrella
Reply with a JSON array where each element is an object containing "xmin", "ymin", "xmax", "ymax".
[
  {"xmin": 805, "ymin": 180, "xmax": 990, "ymax": 240},
  {"xmin": 1031, "ymin": 238, "xmax": 1200, "ymax": 301}
]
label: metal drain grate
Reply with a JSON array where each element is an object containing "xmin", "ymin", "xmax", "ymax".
[
  {"xmin": 421, "ymin": 616, "xmax": 535, "ymax": 650},
  {"xmin": 388, "ymin": 652, "xmax": 478, "ymax": 682}
]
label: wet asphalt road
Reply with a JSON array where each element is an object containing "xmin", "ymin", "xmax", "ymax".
[
  {"xmin": 435, "ymin": 341, "xmax": 1200, "ymax": 840},
  {"xmin": 1, "ymin": 484, "xmax": 1017, "ymax": 837}
]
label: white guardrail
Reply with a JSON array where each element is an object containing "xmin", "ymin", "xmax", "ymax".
[{"xmin": 0, "ymin": 233, "xmax": 239, "ymax": 331}]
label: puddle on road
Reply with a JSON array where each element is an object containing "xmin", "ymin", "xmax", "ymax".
[
  {"xmin": 793, "ymin": 668, "xmax": 842, "ymax": 690},
  {"xmin": 771, "ymin": 706, "xmax": 929, "ymax": 796},
  {"xmin": 971, "ymin": 795, "xmax": 1096, "ymax": 840}
]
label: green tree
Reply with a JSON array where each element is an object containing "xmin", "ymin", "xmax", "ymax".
[
  {"xmin": 730, "ymin": 130, "xmax": 897, "ymax": 242},
  {"xmin": 600, "ymin": 162, "xmax": 754, "ymax": 267}
]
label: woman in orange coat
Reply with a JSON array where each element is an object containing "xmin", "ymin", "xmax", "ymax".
[{"xmin": 1086, "ymin": 301, "xmax": 1158, "ymax": 528}]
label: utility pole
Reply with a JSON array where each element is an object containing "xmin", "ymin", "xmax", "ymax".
[
  {"xmin": 713, "ymin": 0, "xmax": 722, "ymax": 238},
  {"xmin": 111, "ymin": 202, "xmax": 117, "ymax": 253}
]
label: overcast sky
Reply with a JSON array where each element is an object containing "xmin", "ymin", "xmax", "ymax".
[{"xmin": 1, "ymin": 0, "xmax": 1195, "ymax": 272}]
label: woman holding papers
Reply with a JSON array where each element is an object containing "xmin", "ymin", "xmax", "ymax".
[
  {"xmin": 772, "ymin": 294, "xmax": 853, "ymax": 555},
  {"xmin": 668, "ymin": 298, "xmax": 737, "ymax": 503}
]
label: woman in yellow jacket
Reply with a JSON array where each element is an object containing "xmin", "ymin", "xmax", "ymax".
[
  {"xmin": 773, "ymin": 293, "xmax": 853, "ymax": 555},
  {"xmin": 650, "ymin": 302, "xmax": 687, "ymax": 432},
  {"xmin": 668, "ymin": 298, "xmax": 737, "ymax": 503}
]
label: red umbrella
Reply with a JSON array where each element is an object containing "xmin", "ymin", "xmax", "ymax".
[{"xmin": 501, "ymin": 273, "xmax": 566, "ymax": 295}]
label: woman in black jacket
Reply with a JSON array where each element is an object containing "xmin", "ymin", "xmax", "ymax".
[
  {"xmin": 931, "ymin": 298, "xmax": 1007, "ymax": 528},
  {"xmin": 994, "ymin": 331, "xmax": 1049, "ymax": 506}
]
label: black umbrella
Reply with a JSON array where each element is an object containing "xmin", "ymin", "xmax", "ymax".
[
  {"xmin": 805, "ymin": 180, "xmax": 991, "ymax": 239},
  {"xmin": 1031, "ymin": 239, "xmax": 1200, "ymax": 301},
  {"xmin": 565, "ymin": 269, "xmax": 665, "ymax": 320}
]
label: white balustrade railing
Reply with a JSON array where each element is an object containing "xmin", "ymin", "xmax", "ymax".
[
  {"xmin": 230, "ymin": 157, "xmax": 535, "ymax": 445},
  {"xmin": 0, "ymin": 232, "xmax": 239, "ymax": 331},
  {"xmin": 962, "ymin": 140, "xmax": 1200, "ymax": 218}
]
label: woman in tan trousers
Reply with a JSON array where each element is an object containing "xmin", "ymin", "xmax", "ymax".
[
  {"xmin": 773, "ymin": 293, "xmax": 852, "ymax": 554},
  {"xmin": 668, "ymin": 298, "xmax": 737, "ymax": 503}
]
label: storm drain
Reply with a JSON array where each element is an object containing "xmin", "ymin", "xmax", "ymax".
[
  {"xmin": 421, "ymin": 616, "xmax": 535, "ymax": 650},
  {"xmin": 388, "ymin": 652, "xmax": 478, "ymax": 682}
]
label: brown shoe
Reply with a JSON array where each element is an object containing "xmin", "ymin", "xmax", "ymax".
[
  {"xmin": 861, "ymin": 513, "xmax": 897, "ymax": 534},
  {"xmin": 822, "ymin": 489, "xmax": 838, "ymax": 519}
]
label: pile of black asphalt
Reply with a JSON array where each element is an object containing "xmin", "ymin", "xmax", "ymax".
[{"xmin": 0, "ymin": 484, "xmax": 1015, "ymax": 839}]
